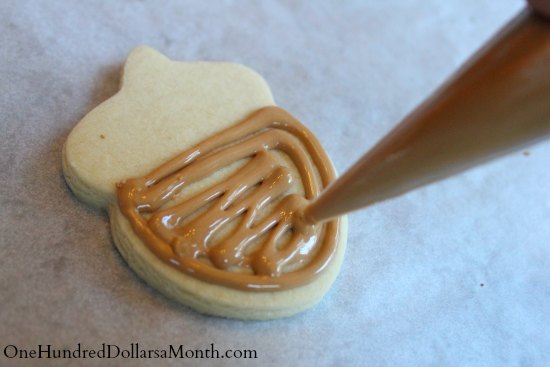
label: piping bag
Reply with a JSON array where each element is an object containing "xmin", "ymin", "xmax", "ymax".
[{"xmin": 301, "ymin": 6, "xmax": 550, "ymax": 224}]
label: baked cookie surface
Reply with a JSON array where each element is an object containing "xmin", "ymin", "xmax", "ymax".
[{"xmin": 63, "ymin": 46, "xmax": 347, "ymax": 319}]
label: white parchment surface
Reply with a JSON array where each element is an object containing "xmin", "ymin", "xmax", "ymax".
[{"xmin": 2, "ymin": 0, "xmax": 549, "ymax": 366}]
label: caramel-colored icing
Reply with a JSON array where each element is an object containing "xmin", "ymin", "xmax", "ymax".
[{"xmin": 117, "ymin": 106, "xmax": 340, "ymax": 291}]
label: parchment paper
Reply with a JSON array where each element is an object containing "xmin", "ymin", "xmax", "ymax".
[{"xmin": 2, "ymin": 0, "xmax": 549, "ymax": 366}]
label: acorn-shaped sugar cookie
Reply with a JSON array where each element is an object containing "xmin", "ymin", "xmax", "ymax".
[{"xmin": 63, "ymin": 46, "xmax": 347, "ymax": 320}]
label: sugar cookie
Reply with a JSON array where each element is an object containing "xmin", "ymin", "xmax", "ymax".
[{"xmin": 63, "ymin": 46, "xmax": 347, "ymax": 319}]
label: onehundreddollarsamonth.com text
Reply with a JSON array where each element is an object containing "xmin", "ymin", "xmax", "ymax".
[{"xmin": 3, "ymin": 343, "xmax": 257, "ymax": 360}]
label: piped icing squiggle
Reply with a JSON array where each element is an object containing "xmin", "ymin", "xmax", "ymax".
[{"xmin": 117, "ymin": 106, "xmax": 340, "ymax": 291}]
